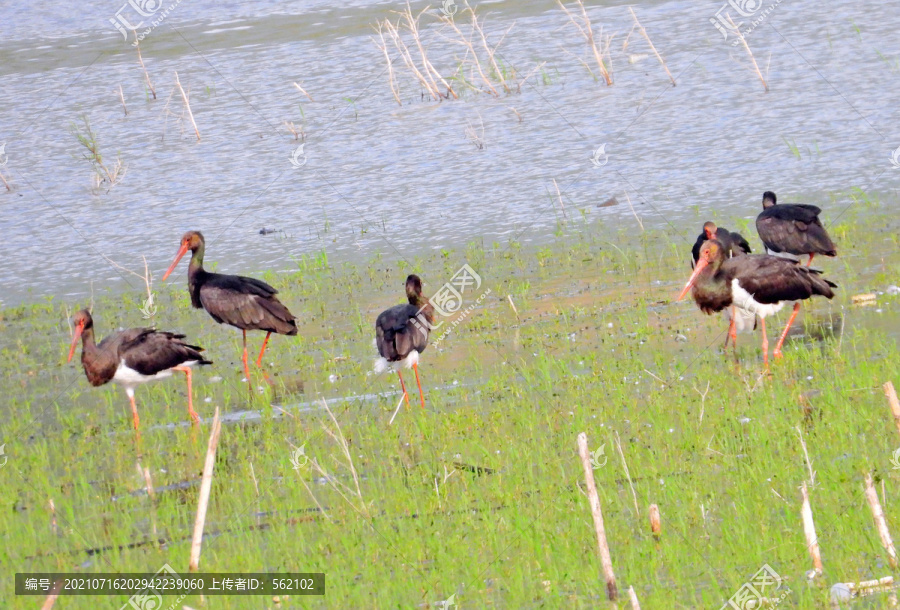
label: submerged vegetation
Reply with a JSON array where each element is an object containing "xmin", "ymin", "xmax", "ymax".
[{"xmin": 1, "ymin": 198, "xmax": 899, "ymax": 608}]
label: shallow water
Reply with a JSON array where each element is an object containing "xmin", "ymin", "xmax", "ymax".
[{"xmin": 1, "ymin": 0, "xmax": 898, "ymax": 304}]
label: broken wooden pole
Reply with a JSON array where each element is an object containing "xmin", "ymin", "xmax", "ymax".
[
  {"xmin": 800, "ymin": 481, "xmax": 823, "ymax": 577},
  {"xmin": 189, "ymin": 407, "xmax": 222, "ymax": 571},
  {"xmin": 864, "ymin": 472, "xmax": 898, "ymax": 569},
  {"xmin": 577, "ymin": 431, "xmax": 618, "ymax": 601}
]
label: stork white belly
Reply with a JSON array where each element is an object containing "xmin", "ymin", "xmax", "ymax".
[
  {"xmin": 731, "ymin": 279, "xmax": 785, "ymax": 319},
  {"xmin": 112, "ymin": 359, "xmax": 198, "ymax": 388}
]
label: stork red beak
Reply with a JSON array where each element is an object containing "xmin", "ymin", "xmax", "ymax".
[
  {"xmin": 678, "ymin": 258, "xmax": 708, "ymax": 300},
  {"xmin": 162, "ymin": 242, "xmax": 189, "ymax": 281},
  {"xmin": 67, "ymin": 321, "xmax": 85, "ymax": 363}
]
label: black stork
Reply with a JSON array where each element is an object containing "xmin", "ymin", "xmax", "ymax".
[
  {"xmin": 691, "ymin": 221, "xmax": 756, "ymax": 350},
  {"xmin": 756, "ymin": 191, "xmax": 838, "ymax": 356},
  {"xmin": 374, "ymin": 274, "xmax": 433, "ymax": 409},
  {"xmin": 161, "ymin": 231, "xmax": 297, "ymax": 384},
  {"xmin": 67, "ymin": 309, "xmax": 211, "ymax": 429},
  {"xmin": 691, "ymin": 221, "xmax": 752, "ymax": 267},
  {"xmin": 678, "ymin": 240, "xmax": 837, "ymax": 366}
]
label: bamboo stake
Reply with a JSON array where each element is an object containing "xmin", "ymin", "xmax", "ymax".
[
  {"xmin": 174, "ymin": 72, "xmax": 201, "ymax": 141},
  {"xmin": 799, "ymin": 482, "xmax": 823, "ymax": 577},
  {"xmin": 577, "ymin": 431, "xmax": 618, "ymax": 601},
  {"xmin": 133, "ymin": 34, "xmax": 156, "ymax": 99},
  {"xmin": 627, "ymin": 585, "xmax": 641, "ymax": 609},
  {"xmin": 885, "ymin": 381, "xmax": 900, "ymax": 437},
  {"xmin": 864, "ymin": 472, "xmax": 898, "ymax": 569},
  {"xmin": 648, "ymin": 504, "xmax": 661, "ymax": 539},
  {"xmin": 189, "ymin": 407, "xmax": 221, "ymax": 571},
  {"xmin": 725, "ymin": 15, "xmax": 768, "ymax": 92},
  {"xmin": 796, "ymin": 426, "xmax": 816, "ymax": 487},
  {"xmin": 627, "ymin": 7, "xmax": 675, "ymax": 86}
]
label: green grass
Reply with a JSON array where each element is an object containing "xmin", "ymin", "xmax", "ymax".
[{"xmin": 1, "ymin": 200, "xmax": 899, "ymax": 608}]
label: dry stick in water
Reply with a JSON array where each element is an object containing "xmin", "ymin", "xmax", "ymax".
[
  {"xmin": 373, "ymin": 24, "xmax": 403, "ymax": 105},
  {"xmin": 439, "ymin": 10, "xmax": 499, "ymax": 96},
  {"xmin": 552, "ymin": 179, "xmax": 568, "ymax": 220},
  {"xmin": 885, "ymin": 381, "xmax": 900, "ymax": 437},
  {"xmin": 382, "ymin": 19, "xmax": 440, "ymax": 101},
  {"xmin": 292, "ymin": 82, "xmax": 314, "ymax": 102},
  {"xmin": 799, "ymin": 481, "xmax": 824, "ymax": 577},
  {"xmin": 400, "ymin": 3, "xmax": 458, "ymax": 99},
  {"xmin": 725, "ymin": 15, "xmax": 768, "ymax": 92},
  {"xmin": 0, "ymin": 170, "xmax": 10, "ymax": 192},
  {"xmin": 627, "ymin": 585, "xmax": 641, "ymax": 610},
  {"xmin": 118, "ymin": 85, "xmax": 128, "ymax": 116},
  {"xmin": 627, "ymin": 7, "xmax": 675, "ymax": 86},
  {"xmin": 864, "ymin": 472, "xmax": 898, "ymax": 569},
  {"xmin": 189, "ymin": 407, "xmax": 222, "ymax": 571},
  {"xmin": 558, "ymin": 0, "xmax": 613, "ymax": 86},
  {"xmin": 576, "ymin": 432, "xmax": 618, "ymax": 601},
  {"xmin": 132, "ymin": 33, "xmax": 156, "ymax": 99},
  {"xmin": 174, "ymin": 71, "xmax": 201, "ymax": 141}
]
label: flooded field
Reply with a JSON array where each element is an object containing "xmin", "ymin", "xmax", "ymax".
[{"xmin": 2, "ymin": 0, "xmax": 900, "ymax": 608}]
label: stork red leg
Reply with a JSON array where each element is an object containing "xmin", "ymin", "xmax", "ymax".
[
  {"xmin": 728, "ymin": 307, "xmax": 738, "ymax": 359},
  {"xmin": 256, "ymin": 331, "xmax": 272, "ymax": 367},
  {"xmin": 774, "ymin": 302, "xmax": 801, "ymax": 358},
  {"xmin": 806, "ymin": 253, "xmax": 815, "ymax": 268},
  {"xmin": 241, "ymin": 329, "xmax": 251, "ymax": 381},
  {"xmin": 413, "ymin": 363, "xmax": 425, "ymax": 410},
  {"xmin": 760, "ymin": 317, "xmax": 769, "ymax": 368},
  {"xmin": 397, "ymin": 370, "xmax": 410, "ymax": 408},
  {"xmin": 127, "ymin": 390, "xmax": 140, "ymax": 430},
  {"xmin": 174, "ymin": 365, "xmax": 199, "ymax": 424}
]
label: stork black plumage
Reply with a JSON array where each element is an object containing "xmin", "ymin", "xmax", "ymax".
[
  {"xmin": 755, "ymin": 191, "xmax": 837, "ymax": 356},
  {"xmin": 162, "ymin": 231, "xmax": 297, "ymax": 385},
  {"xmin": 679, "ymin": 240, "xmax": 837, "ymax": 366},
  {"xmin": 690, "ymin": 221, "xmax": 755, "ymax": 352},
  {"xmin": 375, "ymin": 274, "xmax": 433, "ymax": 410},
  {"xmin": 67, "ymin": 309, "xmax": 212, "ymax": 429},
  {"xmin": 691, "ymin": 221, "xmax": 751, "ymax": 267}
]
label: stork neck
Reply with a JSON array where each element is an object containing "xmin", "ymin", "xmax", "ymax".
[
  {"xmin": 80, "ymin": 326, "xmax": 97, "ymax": 357},
  {"xmin": 189, "ymin": 243, "xmax": 205, "ymax": 272}
]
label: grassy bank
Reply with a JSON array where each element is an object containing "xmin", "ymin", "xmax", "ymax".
[{"xmin": 1, "ymin": 196, "xmax": 900, "ymax": 608}]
